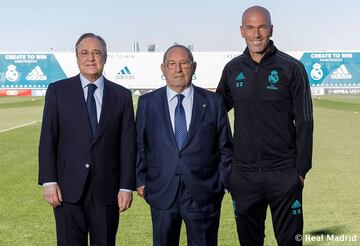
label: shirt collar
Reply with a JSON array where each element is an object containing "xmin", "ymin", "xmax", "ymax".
[
  {"xmin": 243, "ymin": 40, "xmax": 277, "ymax": 63},
  {"xmin": 167, "ymin": 84, "xmax": 194, "ymax": 103},
  {"xmin": 80, "ymin": 73, "xmax": 104, "ymax": 92}
]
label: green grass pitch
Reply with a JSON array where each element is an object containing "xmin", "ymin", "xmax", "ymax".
[{"xmin": 0, "ymin": 95, "xmax": 359, "ymax": 245}]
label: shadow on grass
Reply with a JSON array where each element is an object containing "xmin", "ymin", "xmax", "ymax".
[{"xmin": 307, "ymin": 225, "xmax": 346, "ymax": 236}]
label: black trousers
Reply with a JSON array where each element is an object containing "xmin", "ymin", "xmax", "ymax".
[
  {"xmin": 150, "ymin": 180, "xmax": 222, "ymax": 246},
  {"xmin": 53, "ymin": 175, "xmax": 119, "ymax": 246},
  {"xmin": 230, "ymin": 167, "xmax": 303, "ymax": 246}
]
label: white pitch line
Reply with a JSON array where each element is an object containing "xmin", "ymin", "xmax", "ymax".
[{"xmin": 0, "ymin": 121, "xmax": 41, "ymax": 133}]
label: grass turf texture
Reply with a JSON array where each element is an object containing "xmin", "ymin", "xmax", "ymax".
[{"xmin": 0, "ymin": 95, "xmax": 359, "ymax": 245}]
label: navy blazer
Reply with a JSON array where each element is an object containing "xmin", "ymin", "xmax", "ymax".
[
  {"xmin": 136, "ymin": 86, "xmax": 232, "ymax": 210},
  {"xmin": 38, "ymin": 75, "xmax": 136, "ymax": 205}
]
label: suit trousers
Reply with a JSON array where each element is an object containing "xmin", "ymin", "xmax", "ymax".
[
  {"xmin": 150, "ymin": 178, "xmax": 222, "ymax": 246},
  {"xmin": 231, "ymin": 167, "xmax": 303, "ymax": 246},
  {"xmin": 53, "ymin": 170, "xmax": 119, "ymax": 246}
]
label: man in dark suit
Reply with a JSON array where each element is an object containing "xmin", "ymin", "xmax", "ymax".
[
  {"xmin": 38, "ymin": 33, "xmax": 136, "ymax": 245},
  {"xmin": 136, "ymin": 45, "xmax": 232, "ymax": 246}
]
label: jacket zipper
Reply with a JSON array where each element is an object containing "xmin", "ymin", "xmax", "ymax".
[{"xmin": 254, "ymin": 64, "xmax": 261, "ymax": 161}]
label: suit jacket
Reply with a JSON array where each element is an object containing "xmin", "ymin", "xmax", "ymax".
[
  {"xmin": 136, "ymin": 85, "xmax": 232, "ymax": 210},
  {"xmin": 38, "ymin": 75, "xmax": 136, "ymax": 205}
]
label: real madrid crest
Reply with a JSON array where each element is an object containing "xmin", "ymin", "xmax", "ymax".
[
  {"xmin": 266, "ymin": 70, "xmax": 279, "ymax": 90},
  {"xmin": 268, "ymin": 70, "xmax": 279, "ymax": 84}
]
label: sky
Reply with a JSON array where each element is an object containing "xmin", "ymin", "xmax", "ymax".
[{"xmin": 1, "ymin": 0, "xmax": 359, "ymax": 52}]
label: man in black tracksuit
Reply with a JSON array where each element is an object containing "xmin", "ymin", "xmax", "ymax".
[{"xmin": 216, "ymin": 6, "xmax": 313, "ymax": 246}]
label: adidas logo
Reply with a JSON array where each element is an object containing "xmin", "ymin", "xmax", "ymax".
[
  {"xmin": 118, "ymin": 66, "xmax": 131, "ymax": 75},
  {"xmin": 236, "ymin": 72, "xmax": 245, "ymax": 81},
  {"xmin": 291, "ymin": 200, "xmax": 302, "ymax": 209},
  {"xmin": 291, "ymin": 200, "xmax": 302, "ymax": 215},
  {"xmin": 331, "ymin": 64, "xmax": 352, "ymax": 79},
  {"xmin": 26, "ymin": 65, "xmax": 47, "ymax": 81},
  {"xmin": 115, "ymin": 66, "xmax": 135, "ymax": 80}
]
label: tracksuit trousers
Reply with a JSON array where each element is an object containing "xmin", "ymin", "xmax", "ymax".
[{"xmin": 230, "ymin": 166, "xmax": 304, "ymax": 246}]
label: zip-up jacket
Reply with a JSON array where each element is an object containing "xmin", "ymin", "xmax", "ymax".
[{"xmin": 216, "ymin": 41, "xmax": 313, "ymax": 177}]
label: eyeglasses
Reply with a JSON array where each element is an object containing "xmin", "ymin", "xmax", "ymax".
[{"xmin": 165, "ymin": 61, "xmax": 193, "ymax": 70}]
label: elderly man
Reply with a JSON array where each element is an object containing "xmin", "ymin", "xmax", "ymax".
[
  {"xmin": 38, "ymin": 33, "xmax": 136, "ymax": 245},
  {"xmin": 136, "ymin": 45, "xmax": 232, "ymax": 246}
]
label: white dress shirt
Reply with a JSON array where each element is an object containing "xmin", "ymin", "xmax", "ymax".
[
  {"xmin": 80, "ymin": 74, "xmax": 104, "ymax": 123},
  {"xmin": 166, "ymin": 85, "xmax": 194, "ymax": 132}
]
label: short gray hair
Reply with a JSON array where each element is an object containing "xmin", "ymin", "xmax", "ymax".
[{"xmin": 75, "ymin": 33, "xmax": 107, "ymax": 60}]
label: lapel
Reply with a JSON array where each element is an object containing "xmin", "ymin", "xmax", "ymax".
[
  {"xmin": 153, "ymin": 87, "xmax": 179, "ymax": 148},
  {"xmin": 182, "ymin": 86, "xmax": 208, "ymax": 150},
  {"xmin": 70, "ymin": 75, "xmax": 94, "ymax": 138},
  {"xmin": 93, "ymin": 78, "xmax": 117, "ymax": 145}
]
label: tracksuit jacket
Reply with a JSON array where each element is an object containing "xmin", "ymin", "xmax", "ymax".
[{"xmin": 216, "ymin": 40, "xmax": 313, "ymax": 178}]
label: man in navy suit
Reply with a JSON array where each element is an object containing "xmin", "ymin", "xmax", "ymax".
[
  {"xmin": 136, "ymin": 45, "xmax": 232, "ymax": 246},
  {"xmin": 38, "ymin": 33, "xmax": 136, "ymax": 245}
]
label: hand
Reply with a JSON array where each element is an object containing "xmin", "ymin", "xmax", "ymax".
[
  {"xmin": 118, "ymin": 191, "xmax": 133, "ymax": 212},
  {"xmin": 43, "ymin": 184, "xmax": 62, "ymax": 208},
  {"xmin": 136, "ymin": 185, "xmax": 145, "ymax": 198}
]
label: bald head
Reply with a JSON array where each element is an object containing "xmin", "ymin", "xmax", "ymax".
[
  {"xmin": 242, "ymin": 6, "xmax": 272, "ymax": 27},
  {"xmin": 163, "ymin": 44, "xmax": 194, "ymax": 63},
  {"xmin": 240, "ymin": 5, "xmax": 273, "ymax": 63}
]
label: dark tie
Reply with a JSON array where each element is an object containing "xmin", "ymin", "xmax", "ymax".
[
  {"xmin": 174, "ymin": 94, "xmax": 187, "ymax": 149},
  {"xmin": 87, "ymin": 83, "xmax": 97, "ymax": 136}
]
